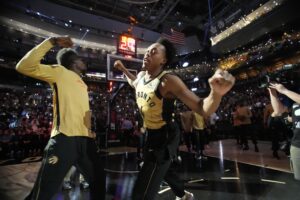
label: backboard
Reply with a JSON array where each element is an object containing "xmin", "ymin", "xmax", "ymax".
[{"xmin": 107, "ymin": 54, "xmax": 143, "ymax": 82}]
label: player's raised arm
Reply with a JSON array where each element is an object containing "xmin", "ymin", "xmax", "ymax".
[
  {"xmin": 16, "ymin": 36, "xmax": 73, "ymax": 83},
  {"xmin": 114, "ymin": 60, "xmax": 137, "ymax": 84},
  {"xmin": 161, "ymin": 69, "xmax": 235, "ymax": 118}
]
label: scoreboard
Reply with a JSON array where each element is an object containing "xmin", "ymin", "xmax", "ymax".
[{"xmin": 117, "ymin": 34, "xmax": 137, "ymax": 57}]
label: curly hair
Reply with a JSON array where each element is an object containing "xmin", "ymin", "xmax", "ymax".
[{"xmin": 156, "ymin": 38, "xmax": 176, "ymax": 68}]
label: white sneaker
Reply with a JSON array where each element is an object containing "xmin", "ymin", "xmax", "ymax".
[
  {"xmin": 62, "ymin": 181, "xmax": 72, "ymax": 190},
  {"xmin": 175, "ymin": 190, "xmax": 194, "ymax": 200},
  {"xmin": 139, "ymin": 161, "xmax": 144, "ymax": 168},
  {"xmin": 80, "ymin": 181, "xmax": 89, "ymax": 190}
]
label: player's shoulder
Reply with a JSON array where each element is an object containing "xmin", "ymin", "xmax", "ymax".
[
  {"xmin": 161, "ymin": 72, "xmax": 180, "ymax": 81},
  {"xmin": 161, "ymin": 73, "xmax": 184, "ymax": 89},
  {"xmin": 137, "ymin": 71, "xmax": 146, "ymax": 78}
]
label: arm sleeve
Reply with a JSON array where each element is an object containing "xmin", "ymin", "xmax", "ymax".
[{"xmin": 16, "ymin": 38, "xmax": 62, "ymax": 83}]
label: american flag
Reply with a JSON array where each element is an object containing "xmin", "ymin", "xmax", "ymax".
[{"xmin": 161, "ymin": 28, "xmax": 185, "ymax": 45}]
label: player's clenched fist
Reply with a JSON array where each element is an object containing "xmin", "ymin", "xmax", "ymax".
[{"xmin": 208, "ymin": 69, "xmax": 235, "ymax": 97}]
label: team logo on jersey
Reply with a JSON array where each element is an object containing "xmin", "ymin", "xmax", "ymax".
[
  {"xmin": 48, "ymin": 155, "xmax": 59, "ymax": 165},
  {"xmin": 137, "ymin": 91, "xmax": 156, "ymax": 107}
]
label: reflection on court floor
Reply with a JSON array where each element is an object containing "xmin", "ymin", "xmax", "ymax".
[{"xmin": 0, "ymin": 139, "xmax": 297, "ymax": 200}]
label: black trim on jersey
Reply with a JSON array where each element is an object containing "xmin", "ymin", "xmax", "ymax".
[
  {"xmin": 154, "ymin": 72, "xmax": 175, "ymax": 100},
  {"xmin": 154, "ymin": 72, "xmax": 175, "ymax": 122},
  {"xmin": 155, "ymin": 88, "xmax": 162, "ymax": 99},
  {"xmin": 143, "ymin": 71, "xmax": 164, "ymax": 85},
  {"xmin": 154, "ymin": 72, "xmax": 167, "ymax": 100},
  {"xmin": 162, "ymin": 98, "xmax": 175, "ymax": 123},
  {"xmin": 53, "ymin": 83, "xmax": 60, "ymax": 129}
]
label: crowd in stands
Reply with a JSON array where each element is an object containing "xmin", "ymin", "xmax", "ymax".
[
  {"xmin": 0, "ymin": 83, "xmax": 139, "ymax": 160},
  {"xmin": 0, "ymin": 77, "xmax": 286, "ymax": 160},
  {"xmin": 218, "ymin": 31, "xmax": 300, "ymax": 70},
  {"xmin": 0, "ymin": 88, "xmax": 52, "ymax": 159}
]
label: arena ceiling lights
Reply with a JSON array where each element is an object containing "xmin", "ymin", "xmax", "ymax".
[
  {"xmin": 210, "ymin": 0, "xmax": 285, "ymax": 46},
  {"xmin": 0, "ymin": 16, "xmax": 148, "ymax": 53}
]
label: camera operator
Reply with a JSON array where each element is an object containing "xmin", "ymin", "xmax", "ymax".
[{"xmin": 268, "ymin": 82, "xmax": 300, "ymax": 181}]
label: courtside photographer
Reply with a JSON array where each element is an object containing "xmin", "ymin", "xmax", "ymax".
[{"xmin": 267, "ymin": 66, "xmax": 300, "ymax": 180}]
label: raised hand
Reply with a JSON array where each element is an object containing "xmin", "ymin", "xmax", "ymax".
[
  {"xmin": 269, "ymin": 83, "xmax": 288, "ymax": 94},
  {"xmin": 114, "ymin": 60, "xmax": 127, "ymax": 72},
  {"xmin": 267, "ymin": 87, "xmax": 278, "ymax": 96},
  {"xmin": 50, "ymin": 36, "xmax": 73, "ymax": 48},
  {"xmin": 208, "ymin": 69, "xmax": 235, "ymax": 97}
]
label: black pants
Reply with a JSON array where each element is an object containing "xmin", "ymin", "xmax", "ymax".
[
  {"xmin": 234, "ymin": 126, "xmax": 242, "ymax": 144},
  {"xmin": 132, "ymin": 123, "xmax": 185, "ymax": 200},
  {"xmin": 123, "ymin": 129, "xmax": 133, "ymax": 146},
  {"xmin": 240, "ymin": 124, "xmax": 257, "ymax": 147},
  {"xmin": 193, "ymin": 129, "xmax": 206, "ymax": 155},
  {"xmin": 269, "ymin": 116, "xmax": 288, "ymax": 152},
  {"xmin": 136, "ymin": 134, "xmax": 145, "ymax": 157},
  {"xmin": 25, "ymin": 134, "xmax": 106, "ymax": 200},
  {"xmin": 183, "ymin": 131, "xmax": 192, "ymax": 151}
]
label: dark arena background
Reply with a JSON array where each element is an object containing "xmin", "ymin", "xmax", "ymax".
[{"xmin": 0, "ymin": 0, "xmax": 300, "ymax": 199}]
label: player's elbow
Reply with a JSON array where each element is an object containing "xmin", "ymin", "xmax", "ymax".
[
  {"xmin": 16, "ymin": 60, "xmax": 38, "ymax": 76},
  {"xmin": 16, "ymin": 60, "xmax": 26, "ymax": 73},
  {"xmin": 16, "ymin": 57, "xmax": 32, "ymax": 72}
]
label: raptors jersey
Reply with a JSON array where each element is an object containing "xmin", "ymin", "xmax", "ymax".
[{"xmin": 134, "ymin": 71, "xmax": 175, "ymax": 129}]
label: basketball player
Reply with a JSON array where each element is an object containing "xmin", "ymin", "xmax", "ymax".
[
  {"xmin": 16, "ymin": 36, "xmax": 106, "ymax": 200},
  {"xmin": 114, "ymin": 38, "xmax": 235, "ymax": 199}
]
